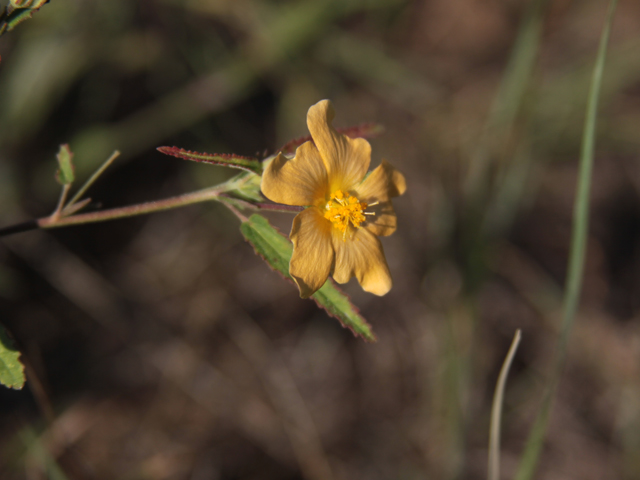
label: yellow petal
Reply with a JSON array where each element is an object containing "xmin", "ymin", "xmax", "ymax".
[
  {"xmin": 363, "ymin": 202, "xmax": 397, "ymax": 237},
  {"xmin": 331, "ymin": 228, "xmax": 392, "ymax": 296},
  {"xmin": 355, "ymin": 159, "xmax": 406, "ymax": 203},
  {"xmin": 261, "ymin": 142, "xmax": 328, "ymax": 206},
  {"xmin": 307, "ymin": 100, "xmax": 371, "ymax": 191},
  {"xmin": 290, "ymin": 208, "xmax": 334, "ymax": 298}
]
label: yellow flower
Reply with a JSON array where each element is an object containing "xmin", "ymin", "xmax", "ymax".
[{"xmin": 261, "ymin": 100, "xmax": 406, "ymax": 298}]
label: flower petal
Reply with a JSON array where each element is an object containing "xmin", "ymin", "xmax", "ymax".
[
  {"xmin": 290, "ymin": 208, "xmax": 334, "ymax": 298},
  {"xmin": 331, "ymin": 228, "xmax": 392, "ymax": 296},
  {"xmin": 261, "ymin": 142, "xmax": 328, "ymax": 206},
  {"xmin": 355, "ymin": 159, "xmax": 407, "ymax": 203},
  {"xmin": 307, "ymin": 100, "xmax": 371, "ymax": 191},
  {"xmin": 363, "ymin": 202, "xmax": 397, "ymax": 237}
]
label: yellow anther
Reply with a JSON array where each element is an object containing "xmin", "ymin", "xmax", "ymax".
[{"xmin": 324, "ymin": 190, "xmax": 373, "ymax": 240}]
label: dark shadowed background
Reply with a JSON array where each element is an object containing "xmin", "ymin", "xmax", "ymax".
[{"xmin": 1, "ymin": 0, "xmax": 640, "ymax": 479}]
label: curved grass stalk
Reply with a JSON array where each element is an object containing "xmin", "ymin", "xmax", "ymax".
[{"xmin": 488, "ymin": 329, "xmax": 521, "ymax": 480}]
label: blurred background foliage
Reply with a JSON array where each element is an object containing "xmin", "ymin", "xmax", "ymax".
[{"xmin": 1, "ymin": 0, "xmax": 640, "ymax": 478}]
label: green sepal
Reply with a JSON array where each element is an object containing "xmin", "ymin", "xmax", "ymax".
[
  {"xmin": 157, "ymin": 146, "xmax": 263, "ymax": 175},
  {"xmin": 227, "ymin": 171, "xmax": 263, "ymax": 203},
  {"xmin": 0, "ymin": 324, "xmax": 25, "ymax": 390},
  {"xmin": 55, "ymin": 144, "xmax": 75, "ymax": 185},
  {"xmin": 240, "ymin": 214, "xmax": 376, "ymax": 342}
]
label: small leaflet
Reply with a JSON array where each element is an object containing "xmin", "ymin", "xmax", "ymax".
[
  {"xmin": 0, "ymin": 325, "xmax": 25, "ymax": 390},
  {"xmin": 55, "ymin": 144, "xmax": 75, "ymax": 185}
]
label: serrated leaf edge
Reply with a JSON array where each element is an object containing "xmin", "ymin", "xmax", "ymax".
[
  {"xmin": 240, "ymin": 214, "xmax": 376, "ymax": 342},
  {"xmin": 157, "ymin": 146, "xmax": 262, "ymax": 174}
]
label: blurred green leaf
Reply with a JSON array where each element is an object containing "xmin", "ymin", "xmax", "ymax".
[
  {"xmin": 9, "ymin": 0, "xmax": 48, "ymax": 8},
  {"xmin": 467, "ymin": 0, "xmax": 548, "ymax": 219},
  {"xmin": 0, "ymin": 324, "xmax": 25, "ymax": 390},
  {"xmin": 240, "ymin": 214, "xmax": 376, "ymax": 342},
  {"xmin": 0, "ymin": 0, "xmax": 49, "ymax": 35},
  {"xmin": 318, "ymin": 33, "xmax": 442, "ymax": 113},
  {"xmin": 0, "ymin": 36, "xmax": 91, "ymax": 144},
  {"xmin": 157, "ymin": 146, "xmax": 263, "ymax": 175},
  {"xmin": 55, "ymin": 144, "xmax": 75, "ymax": 185},
  {"xmin": 68, "ymin": 0, "xmax": 400, "ymax": 174}
]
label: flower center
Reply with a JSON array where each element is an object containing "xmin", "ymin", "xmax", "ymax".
[{"xmin": 324, "ymin": 190, "xmax": 375, "ymax": 239}]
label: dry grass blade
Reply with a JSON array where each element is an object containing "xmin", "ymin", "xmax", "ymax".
[{"xmin": 488, "ymin": 329, "xmax": 521, "ymax": 480}]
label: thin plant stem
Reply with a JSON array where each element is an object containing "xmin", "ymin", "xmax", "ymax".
[
  {"xmin": 219, "ymin": 194, "xmax": 304, "ymax": 214},
  {"xmin": 37, "ymin": 185, "xmax": 228, "ymax": 229},
  {"xmin": 254, "ymin": 202, "xmax": 304, "ymax": 213},
  {"xmin": 51, "ymin": 184, "xmax": 71, "ymax": 222},
  {"xmin": 64, "ymin": 150, "xmax": 120, "ymax": 212},
  {"xmin": 219, "ymin": 197, "xmax": 248, "ymax": 223},
  {"xmin": 1, "ymin": 190, "xmax": 301, "ymax": 238},
  {"xmin": 0, "ymin": 220, "xmax": 39, "ymax": 237},
  {"xmin": 62, "ymin": 197, "xmax": 93, "ymax": 216},
  {"xmin": 22, "ymin": 355, "xmax": 56, "ymax": 425},
  {"xmin": 488, "ymin": 329, "xmax": 521, "ymax": 480},
  {"xmin": 514, "ymin": 2, "xmax": 619, "ymax": 479}
]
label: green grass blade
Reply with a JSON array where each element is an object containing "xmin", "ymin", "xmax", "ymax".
[
  {"xmin": 485, "ymin": 0, "xmax": 548, "ymax": 134},
  {"xmin": 515, "ymin": 2, "xmax": 619, "ymax": 479},
  {"xmin": 465, "ymin": 0, "xmax": 549, "ymax": 197},
  {"xmin": 240, "ymin": 214, "xmax": 376, "ymax": 342}
]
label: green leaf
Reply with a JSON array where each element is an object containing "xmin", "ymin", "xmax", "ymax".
[
  {"xmin": 240, "ymin": 214, "xmax": 376, "ymax": 342},
  {"xmin": 311, "ymin": 280, "xmax": 374, "ymax": 341},
  {"xmin": 55, "ymin": 144, "xmax": 75, "ymax": 185},
  {"xmin": 0, "ymin": 324, "xmax": 25, "ymax": 390},
  {"xmin": 240, "ymin": 214, "xmax": 293, "ymax": 278},
  {"xmin": 9, "ymin": 0, "xmax": 49, "ymax": 7},
  {"xmin": 0, "ymin": 0, "xmax": 49, "ymax": 35},
  {"xmin": 157, "ymin": 146, "xmax": 263, "ymax": 175}
]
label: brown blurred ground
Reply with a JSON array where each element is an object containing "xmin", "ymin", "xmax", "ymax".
[{"xmin": 1, "ymin": 0, "xmax": 640, "ymax": 479}]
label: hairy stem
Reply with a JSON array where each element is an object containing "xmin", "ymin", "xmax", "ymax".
[
  {"xmin": 0, "ymin": 187, "xmax": 301, "ymax": 238},
  {"xmin": 37, "ymin": 185, "xmax": 228, "ymax": 229}
]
